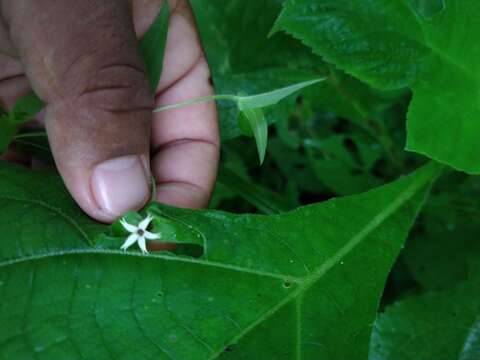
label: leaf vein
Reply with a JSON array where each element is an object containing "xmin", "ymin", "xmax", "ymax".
[
  {"xmin": 0, "ymin": 196, "xmax": 91, "ymax": 246},
  {"xmin": 130, "ymin": 275, "xmax": 175, "ymax": 360},
  {"xmin": 0, "ymin": 249, "xmax": 301, "ymax": 283}
]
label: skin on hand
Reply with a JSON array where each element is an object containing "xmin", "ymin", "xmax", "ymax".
[{"xmin": 0, "ymin": 0, "xmax": 220, "ymax": 223}]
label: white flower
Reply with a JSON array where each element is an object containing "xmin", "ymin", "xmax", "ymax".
[{"xmin": 119, "ymin": 215, "xmax": 160, "ymax": 254}]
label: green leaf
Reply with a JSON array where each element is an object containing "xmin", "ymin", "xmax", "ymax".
[
  {"xmin": 139, "ymin": 2, "xmax": 170, "ymax": 91},
  {"xmin": 237, "ymin": 108, "xmax": 268, "ymax": 164},
  {"xmin": 10, "ymin": 91, "xmax": 44, "ymax": 124},
  {"xmin": 370, "ymin": 281, "xmax": 480, "ymax": 360},
  {"xmin": 273, "ymin": 0, "xmax": 480, "ymax": 174},
  {"xmin": 0, "ymin": 116, "xmax": 17, "ymax": 154},
  {"xmin": 272, "ymin": 1, "xmax": 427, "ymax": 90},
  {"xmin": 0, "ymin": 160, "xmax": 439, "ymax": 359},
  {"xmin": 0, "ymin": 163, "xmax": 108, "ymax": 261},
  {"xmin": 0, "ymin": 92, "xmax": 44, "ymax": 154},
  {"xmin": 236, "ymin": 78, "xmax": 325, "ymax": 111},
  {"xmin": 213, "ymin": 68, "xmax": 321, "ymax": 140}
]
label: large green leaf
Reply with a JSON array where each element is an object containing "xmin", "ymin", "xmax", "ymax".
[
  {"xmin": 370, "ymin": 281, "xmax": 480, "ymax": 360},
  {"xmin": 273, "ymin": 0, "xmax": 480, "ymax": 174},
  {"xmin": 0, "ymin": 161, "xmax": 439, "ymax": 359}
]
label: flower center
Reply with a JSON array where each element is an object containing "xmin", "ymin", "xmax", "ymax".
[{"xmin": 137, "ymin": 229, "xmax": 145, "ymax": 236}]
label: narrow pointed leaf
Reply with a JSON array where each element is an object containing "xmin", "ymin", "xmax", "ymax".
[
  {"xmin": 0, "ymin": 161, "xmax": 440, "ymax": 360},
  {"xmin": 236, "ymin": 78, "xmax": 324, "ymax": 111},
  {"xmin": 139, "ymin": 2, "xmax": 170, "ymax": 91},
  {"xmin": 10, "ymin": 91, "xmax": 44, "ymax": 124},
  {"xmin": 237, "ymin": 108, "xmax": 268, "ymax": 164}
]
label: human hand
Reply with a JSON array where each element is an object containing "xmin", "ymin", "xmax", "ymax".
[{"xmin": 0, "ymin": 0, "xmax": 219, "ymax": 222}]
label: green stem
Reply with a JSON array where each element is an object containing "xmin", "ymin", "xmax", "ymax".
[
  {"xmin": 153, "ymin": 94, "xmax": 238, "ymax": 113},
  {"xmin": 13, "ymin": 132, "xmax": 48, "ymax": 140},
  {"xmin": 13, "ymin": 139, "xmax": 50, "ymax": 152}
]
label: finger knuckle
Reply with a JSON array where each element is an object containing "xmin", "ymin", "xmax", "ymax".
[{"xmin": 78, "ymin": 63, "xmax": 153, "ymax": 114}]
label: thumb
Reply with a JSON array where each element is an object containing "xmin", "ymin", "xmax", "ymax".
[{"xmin": 3, "ymin": 0, "xmax": 153, "ymax": 222}]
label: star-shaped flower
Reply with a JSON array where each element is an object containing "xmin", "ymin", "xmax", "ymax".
[{"xmin": 119, "ymin": 215, "xmax": 160, "ymax": 253}]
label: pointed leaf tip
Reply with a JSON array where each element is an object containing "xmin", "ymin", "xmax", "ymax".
[{"xmin": 237, "ymin": 78, "xmax": 325, "ymax": 111}]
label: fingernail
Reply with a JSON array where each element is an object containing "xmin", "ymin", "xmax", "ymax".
[{"xmin": 91, "ymin": 155, "xmax": 150, "ymax": 217}]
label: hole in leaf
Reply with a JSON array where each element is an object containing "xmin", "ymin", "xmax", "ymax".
[
  {"xmin": 169, "ymin": 334, "xmax": 178, "ymax": 343},
  {"xmin": 283, "ymin": 281, "xmax": 292, "ymax": 289},
  {"xmin": 350, "ymin": 168, "xmax": 364, "ymax": 176},
  {"xmin": 173, "ymin": 243, "xmax": 204, "ymax": 258},
  {"xmin": 299, "ymin": 191, "xmax": 334, "ymax": 205},
  {"xmin": 224, "ymin": 345, "xmax": 235, "ymax": 353},
  {"xmin": 409, "ymin": 0, "xmax": 445, "ymax": 20},
  {"xmin": 332, "ymin": 118, "xmax": 349, "ymax": 134},
  {"xmin": 371, "ymin": 158, "xmax": 388, "ymax": 178},
  {"xmin": 343, "ymin": 137, "xmax": 364, "ymax": 167}
]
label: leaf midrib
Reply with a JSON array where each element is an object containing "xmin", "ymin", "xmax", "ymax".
[{"xmin": 0, "ymin": 248, "xmax": 300, "ymax": 283}]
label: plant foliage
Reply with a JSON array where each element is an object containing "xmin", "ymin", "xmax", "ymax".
[
  {"xmin": 1, "ymin": 1, "xmax": 479, "ymax": 359},
  {"xmin": 273, "ymin": 0, "xmax": 480, "ymax": 174}
]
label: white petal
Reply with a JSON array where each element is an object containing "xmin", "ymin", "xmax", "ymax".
[
  {"xmin": 144, "ymin": 231, "xmax": 160, "ymax": 240},
  {"xmin": 120, "ymin": 219, "xmax": 138, "ymax": 233},
  {"xmin": 120, "ymin": 234, "xmax": 139, "ymax": 251},
  {"xmin": 138, "ymin": 214, "xmax": 154, "ymax": 231},
  {"xmin": 138, "ymin": 236, "xmax": 148, "ymax": 254}
]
